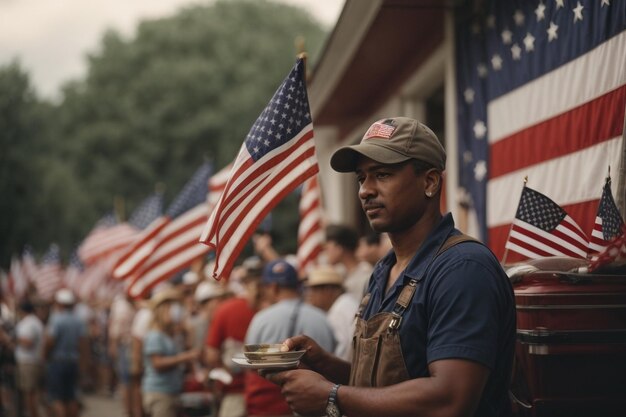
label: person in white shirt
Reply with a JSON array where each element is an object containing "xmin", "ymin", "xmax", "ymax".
[
  {"xmin": 15, "ymin": 300, "xmax": 44, "ymax": 417},
  {"xmin": 304, "ymin": 265, "xmax": 359, "ymax": 361},
  {"xmin": 325, "ymin": 224, "xmax": 373, "ymax": 300}
]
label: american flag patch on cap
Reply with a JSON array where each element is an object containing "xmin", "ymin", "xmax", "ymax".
[{"xmin": 363, "ymin": 121, "xmax": 396, "ymax": 140}]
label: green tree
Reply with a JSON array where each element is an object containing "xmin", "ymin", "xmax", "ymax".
[
  {"xmin": 47, "ymin": 0, "xmax": 324, "ymax": 259},
  {"xmin": 0, "ymin": 62, "xmax": 90, "ymax": 265}
]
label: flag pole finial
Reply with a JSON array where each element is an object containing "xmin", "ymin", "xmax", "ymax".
[
  {"xmin": 607, "ymin": 165, "xmax": 611, "ymax": 182},
  {"xmin": 523, "ymin": 175, "xmax": 528, "ymax": 185}
]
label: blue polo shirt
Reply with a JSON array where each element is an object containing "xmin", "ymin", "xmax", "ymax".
[{"xmin": 362, "ymin": 213, "xmax": 515, "ymax": 417}]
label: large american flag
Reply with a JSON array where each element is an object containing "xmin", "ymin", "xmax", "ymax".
[
  {"xmin": 505, "ymin": 186, "xmax": 589, "ymax": 259},
  {"xmin": 455, "ymin": 0, "xmax": 626, "ymax": 261},
  {"xmin": 588, "ymin": 177, "xmax": 624, "ymax": 253},
  {"xmin": 297, "ymin": 175, "xmax": 324, "ymax": 274},
  {"xmin": 36, "ymin": 244, "xmax": 62, "ymax": 300},
  {"xmin": 200, "ymin": 58, "xmax": 318, "ymax": 280},
  {"xmin": 123, "ymin": 163, "xmax": 216, "ymax": 298}
]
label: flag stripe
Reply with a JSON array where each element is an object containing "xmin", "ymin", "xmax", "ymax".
[
  {"xmin": 490, "ymin": 85, "xmax": 626, "ymax": 179},
  {"xmin": 204, "ymin": 128, "xmax": 314, "ymax": 244},
  {"xmin": 488, "ymin": 30, "xmax": 626, "ymax": 143},
  {"xmin": 508, "ymin": 222, "xmax": 587, "ymax": 259},
  {"xmin": 212, "ymin": 149, "xmax": 317, "ymax": 265},
  {"xmin": 112, "ymin": 217, "xmax": 170, "ymax": 279},
  {"xmin": 487, "ymin": 136, "xmax": 623, "ymax": 228},
  {"xmin": 297, "ymin": 175, "xmax": 324, "ymax": 272},
  {"xmin": 126, "ymin": 205, "xmax": 210, "ymax": 297},
  {"xmin": 214, "ymin": 133, "xmax": 315, "ymax": 234},
  {"xmin": 128, "ymin": 238, "xmax": 208, "ymax": 298},
  {"xmin": 79, "ymin": 224, "xmax": 139, "ymax": 264},
  {"xmin": 209, "ymin": 162, "xmax": 318, "ymax": 279}
]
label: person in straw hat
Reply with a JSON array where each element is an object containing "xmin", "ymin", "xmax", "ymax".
[{"xmin": 304, "ymin": 265, "xmax": 358, "ymax": 361}]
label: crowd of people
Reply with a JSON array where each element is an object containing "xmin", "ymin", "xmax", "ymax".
[
  {"xmin": 1, "ymin": 116, "xmax": 516, "ymax": 417},
  {"xmin": 0, "ymin": 225, "xmax": 390, "ymax": 417}
]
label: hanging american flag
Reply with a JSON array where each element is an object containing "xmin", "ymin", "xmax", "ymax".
[
  {"xmin": 8, "ymin": 256, "xmax": 27, "ymax": 299},
  {"xmin": 124, "ymin": 163, "xmax": 215, "ymax": 298},
  {"xmin": 589, "ymin": 224, "xmax": 626, "ymax": 271},
  {"xmin": 455, "ymin": 1, "xmax": 626, "ymax": 260},
  {"xmin": 505, "ymin": 186, "xmax": 589, "ymax": 259},
  {"xmin": 588, "ymin": 177, "xmax": 625, "ymax": 254},
  {"xmin": 200, "ymin": 58, "xmax": 318, "ymax": 280},
  {"xmin": 36, "ymin": 244, "xmax": 62, "ymax": 300},
  {"xmin": 297, "ymin": 175, "xmax": 324, "ymax": 274}
]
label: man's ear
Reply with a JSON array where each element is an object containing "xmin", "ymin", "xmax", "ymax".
[{"xmin": 424, "ymin": 169, "xmax": 443, "ymax": 197}]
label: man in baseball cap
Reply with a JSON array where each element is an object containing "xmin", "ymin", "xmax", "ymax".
[
  {"xmin": 45, "ymin": 289, "xmax": 87, "ymax": 417},
  {"xmin": 330, "ymin": 116, "xmax": 446, "ymax": 173},
  {"xmin": 267, "ymin": 117, "xmax": 516, "ymax": 417}
]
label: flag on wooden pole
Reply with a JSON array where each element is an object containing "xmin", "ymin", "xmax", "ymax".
[
  {"xmin": 200, "ymin": 58, "xmax": 318, "ymax": 280},
  {"xmin": 505, "ymin": 186, "xmax": 589, "ymax": 259}
]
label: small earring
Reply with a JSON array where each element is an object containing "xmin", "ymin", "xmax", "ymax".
[{"xmin": 426, "ymin": 192, "xmax": 432, "ymax": 197}]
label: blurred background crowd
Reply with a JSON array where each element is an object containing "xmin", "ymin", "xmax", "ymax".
[{"xmin": 0, "ymin": 225, "xmax": 390, "ymax": 417}]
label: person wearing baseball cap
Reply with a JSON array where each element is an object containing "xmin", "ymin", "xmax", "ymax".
[
  {"xmin": 44, "ymin": 289, "xmax": 87, "ymax": 417},
  {"xmin": 243, "ymin": 259, "xmax": 335, "ymax": 417},
  {"xmin": 266, "ymin": 117, "xmax": 516, "ymax": 417}
]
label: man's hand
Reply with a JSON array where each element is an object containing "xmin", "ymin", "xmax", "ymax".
[
  {"xmin": 266, "ymin": 369, "xmax": 334, "ymax": 416},
  {"xmin": 282, "ymin": 334, "xmax": 352, "ymax": 384},
  {"xmin": 281, "ymin": 334, "xmax": 328, "ymax": 371}
]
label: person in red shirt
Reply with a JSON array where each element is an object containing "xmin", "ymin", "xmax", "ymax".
[{"xmin": 205, "ymin": 258, "xmax": 262, "ymax": 417}]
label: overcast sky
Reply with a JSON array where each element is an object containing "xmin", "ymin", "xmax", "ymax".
[{"xmin": 0, "ymin": 0, "xmax": 343, "ymax": 99}]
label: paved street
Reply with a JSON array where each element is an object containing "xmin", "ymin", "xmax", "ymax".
[{"xmin": 82, "ymin": 393, "xmax": 124, "ymax": 417}]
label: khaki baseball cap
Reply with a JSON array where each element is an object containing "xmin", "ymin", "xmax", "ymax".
[{"xmin": 330, "ymin": 117, "xmax": 446, "ymax": 172}]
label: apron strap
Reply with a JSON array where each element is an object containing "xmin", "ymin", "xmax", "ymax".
[
  {"xmin": 287, "ymin": 300, "xmax": 303, "ymax": 337},
  {"xmin": 389, "ymin": 233, "xmax": 479, "ymax": 329},
  {"xmin": 355, "ymin": 293, "xmax": 371, "ymax": 319}
]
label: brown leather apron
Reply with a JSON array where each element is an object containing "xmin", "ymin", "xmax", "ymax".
[{"xmin": 349, "ymin": 234, "xmax": 477, "ymax": 387}]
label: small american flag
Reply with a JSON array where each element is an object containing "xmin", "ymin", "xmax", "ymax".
[
  {"xmin": 200, "ymin": 58, "xmax": 318, "ymax": 280},
  {"xmin": 589, "ymin": 225, "xmax": 626, "ymax": 272},
  {"xmin": 37, "ymin": 244, "xmax": 62, "ymax": 300},
  {"xmin": 588, "ymin": 178, "xmax": 624, "ymax": 254},
  {"xmin": 505, "ymin": 186, "xmax": 589, "ymax": 259},
  {"xmin": 297, "ymin": 175, "xmax": 324, "ymax": 274}
]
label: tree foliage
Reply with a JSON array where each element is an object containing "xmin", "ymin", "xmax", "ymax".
[{"xmin": 1, "ymin": 0, "xmax": 326, "ymax": 266}]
